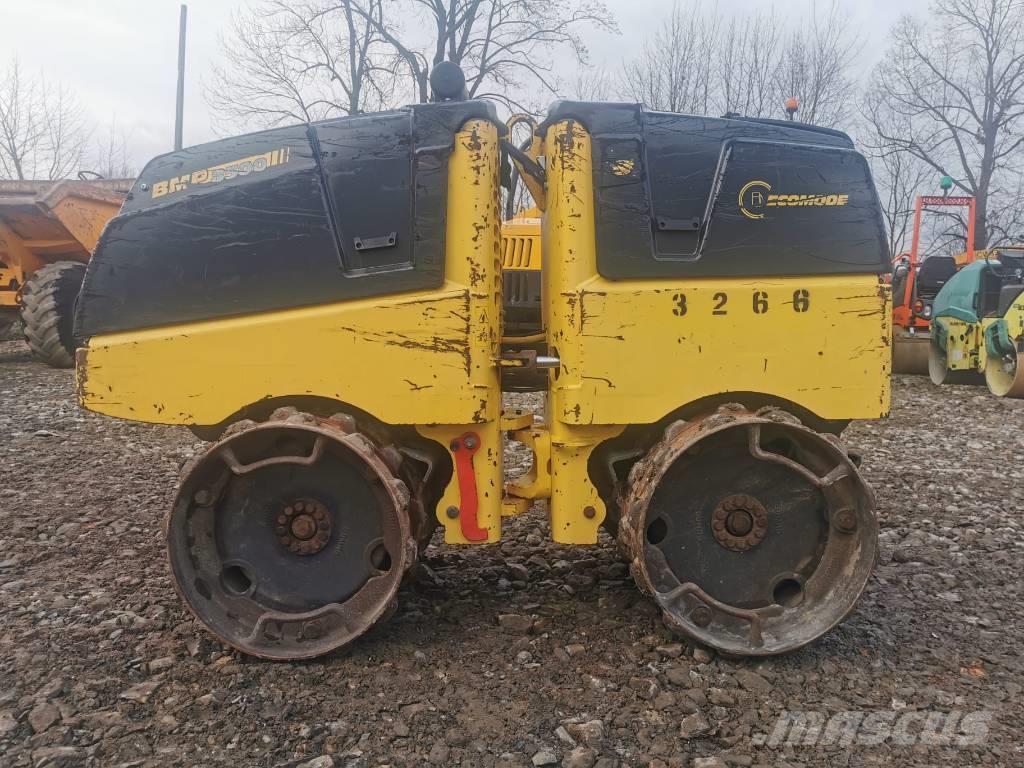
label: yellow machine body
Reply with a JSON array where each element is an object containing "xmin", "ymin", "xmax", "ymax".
[
  {"xmin": 500, "ymin": 208, "xmax": 542, "ymax": 272},
  {"xmin": 79, "ymin": 119, "xmax": 890, "ymax": 546},
  {"xmin": 74, "ymin": 89, "xmax": 895, "ymax": 659},
  {"xmin": 80, "ymin": 121, "xmax": 507, "ymax": 544}
]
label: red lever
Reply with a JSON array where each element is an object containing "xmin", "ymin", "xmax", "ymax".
[{"xmin": 450, "ymin": 432, "xmax": 488, "ymax": 542}]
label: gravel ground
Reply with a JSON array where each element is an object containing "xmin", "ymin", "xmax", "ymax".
[{"xmin": 1, "ymin": 337, "xmax": 1022, "ymax": 768}]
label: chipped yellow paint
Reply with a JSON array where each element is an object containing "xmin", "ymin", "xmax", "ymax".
[
  {"xmin": 506, "ymin": 424, "xmax": 552, "ymax": 500},
  {"xmin": 547, "ymin": 419, "xmax": 624, "ymax": 544},
  {"xmin": 939, "ymin": 318, "xmax": 981, "ymax": 372},
  {"xmin": 500, "ymin": 408, "xmax": 533, "ymax": 431},
  {"xmin": 535, "ymin": 119, "xmax": 890, "ymax": 544},
  {"xmin": 79, "ymin": 120, "xmax": 508, "ymax": 544},
  {"xmin": 939, "ymin": 297, "xmax": 1024, "ymax": 376},
  {"xmin": 542, "ymin": 119, "xmax": 891, "ymax": 427},
  {"xmin": 501, "ymin": 496, "xmax": 531, "ymax": 517},
  {"xmin": 78, "ymin": 287, "xmax": 491, "ymax": 425},
  {"xmin": 77, "ymin": 116, "xmax": 893, "ymax": 551},
  {"xmin": 78, "ymin": 121, "xmax": 503, "ymax": 432},
  {"xmin": 559, "ymin": 276, "xmax": 892, "ymax": 424}
]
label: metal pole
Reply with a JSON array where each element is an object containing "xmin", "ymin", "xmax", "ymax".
[
  {"xmin": 966, "ymin": 197, "xmax": 977, "ymax": 261},
  {"xmin": 174, "ymin": 4, "xmax": 187, "ymax": 151}
]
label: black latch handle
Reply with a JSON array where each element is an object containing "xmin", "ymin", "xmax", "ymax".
[
  {"xmin": 353, "ymin": 232, "xmax": 397, "ymax": 251},
  {"xmin": 657, "ymin": 217, "xmax": 701, "ymax": 232}
]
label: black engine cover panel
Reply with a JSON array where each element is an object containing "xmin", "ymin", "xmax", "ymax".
[
  {"xmin": 75, "ymin": 101, "xmax": 496, "ymax": 337},
  {"xmin": 542, "ymin": 102, "xmax": 889, "ymax": 279}
]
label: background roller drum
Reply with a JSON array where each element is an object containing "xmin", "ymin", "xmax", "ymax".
[
  {"xmin": 927, "ymin": 339, "xmax": 985, "ymax": 386},
  {"xmin": 891, "ymin": 327, "xmax": 931, "ymax": 375},
  {"xmin": 168, "ymin": 408, "xmax": 419, "ymax": 660},
  {"xmin": 20, "ymin": 260, "xmax": 86, "ymax": 368},
  {"xmin": 618, "ymin": 405, "xmax": 878, "ymax": 656},
  {"xmin": 984, "ymin": 348, "xmax": 1024, "ymax": 398}
]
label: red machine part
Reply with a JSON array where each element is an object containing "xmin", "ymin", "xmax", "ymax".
[{"xmin": 450, "ymin": 432, "xmax": 488, "ymax": 542}]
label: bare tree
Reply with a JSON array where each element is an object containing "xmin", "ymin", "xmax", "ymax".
[
  {"xmin": 864, "ymin": 142, "xmax": 935, "ymax": 257},
  {"xmin": 0, "ymin": 59, "xmax": 91, "ymax": 181},
  {"xmin": 90, "ymin": 117, "xmax": 135, "ymax": 179},
  {"xmin": 620, "ymin": 2, "xmax": 857, "ymax": 127},
  {"xmin": 0, "ymin": 59, "xmax": 38, "ymax": 180},
  {"xmin": 715, "ymin": 9, "xmax": 783, "ymax": 118},
  {"xmin": 208, "ymin": 0, "xmax": 395, "ymax": 131},
  {"xmin": 774, "ymin": 2, "xmax": 859, "ymax": 126},
  {"xmin": 620, "ymin": 2, "xmax": 719, "ymax": 114},
  {"xmin": 40, "ymin": 82, "xmax": 90, "ymax": 180},
  {"xmin": 866, "ymin": 0, "xmax": 1024, "ymax": 249},
  {"xmin": 985, "ymin": 168, "xmax": 1024, "ymax": 246},
  {"xmin": 354, "ymin": 0, "xmax": 617, "ymax": 109},
  {"xmin": 212, "ymin": 0, "xmax": 616, "ymax": 129},
  {"xmin": 572, "ymin": 64, "xmax": 613, "ymax": 102}
]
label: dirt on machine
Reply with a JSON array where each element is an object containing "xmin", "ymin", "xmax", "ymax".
[
  {"xmin": 72, "ymin": 64, "xmax": 892, "ymax": 660},
  {"xmin": 0, "ymin": 179, "xmax": 129, "ymax": 367}
]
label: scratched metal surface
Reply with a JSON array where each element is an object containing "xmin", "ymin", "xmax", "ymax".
[
  {"xmin": 542, "ymin": 101, "xmax": 889, "ymax": 280},
  {"xmin": 75, "ymin": 101, "xmax": 498, "ymax": 338}
]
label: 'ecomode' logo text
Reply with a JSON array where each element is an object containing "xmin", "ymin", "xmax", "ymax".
[{"xmin": 739, "ymin": 180, "xmax": 850, "ymax": 220}]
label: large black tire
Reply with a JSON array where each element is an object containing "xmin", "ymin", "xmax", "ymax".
[{"xmin": 20, "ymin": 261, "xmax": 87, "ymax": 368}]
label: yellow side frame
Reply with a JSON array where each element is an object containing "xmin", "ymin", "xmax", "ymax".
[
  {"xmin": 79, "ymin": 121, "xmax": 502, "ymax": 430},
  {"xmin": 535, "ymin": 119, "xmax": 891, "ymax": 543},
  {"xmin": 77, "ymin": 118, "xmax": 893, "ymax": 549}
]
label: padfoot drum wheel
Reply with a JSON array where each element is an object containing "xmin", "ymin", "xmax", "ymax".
[
  {"xmin": 619, "ymin": 405, "xmax": 878, "ymax": 656},
  {"xmin": 167, "ymin": 410, "xmax": 415, "ymax": 660}
]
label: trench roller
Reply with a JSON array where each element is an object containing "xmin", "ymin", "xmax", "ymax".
[{"xmin": 73, "ymin": 70, "xmax": 891, "ymax": 658}]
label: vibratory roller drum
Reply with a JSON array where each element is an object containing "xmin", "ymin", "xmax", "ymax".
[
  {"xmin": 927, "ymin": 341, "xmax": 984, "ymax": 386},
  {"xmin": 984, "ymin": 347, "xmax": 1024, "ymax": 398},
  {"xmin": 618, "ymin": 406, "xmax": 878, "ymax": 656},
  {"xmin": 168, "ymin": 409, "xmax": 426, "ymax": 660}
]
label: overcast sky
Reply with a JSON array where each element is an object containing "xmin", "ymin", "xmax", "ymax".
[{"xmin": 2, "ymin": 0, "xmax": 932, "ymax": 169}]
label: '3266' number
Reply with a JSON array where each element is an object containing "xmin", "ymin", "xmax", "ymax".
[{"xmin": 673, "ymin": 289, "xmax": 810, "ymax": 317}]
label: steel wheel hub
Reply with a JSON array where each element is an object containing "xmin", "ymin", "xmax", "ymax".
[
  {"xmin": 277, "ymin": 499, "xmax": 332, "ymax": 555},
  {"xmin": 712, "ymin": 494, "xmax": 768, "ymax": 551}
]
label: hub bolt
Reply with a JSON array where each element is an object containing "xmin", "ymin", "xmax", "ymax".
[
  {"xmin": 711, "ymin": 494, "xmax": 768, "ymax": 552},
  {"xmin": 291, "ymin": 514, "xmax": 317, "ymax": 540},
  {"xmin": 834, "ymin": 509, "xmax": 857, "ymax": 533},
  {"xmin": 725, "ymin": 509, "xmax": 753, "ymax": 537},
  {"xmin": 277, "ymin": 499, "xmax": 332, "ymax": 555}
]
